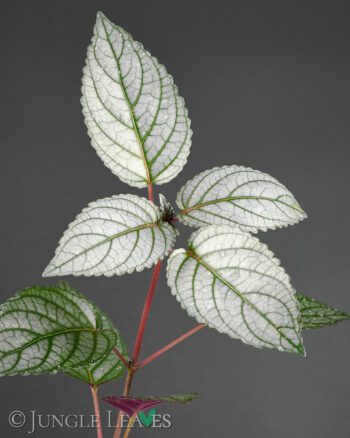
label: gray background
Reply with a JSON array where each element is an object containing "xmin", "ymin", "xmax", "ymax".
[{"xmin": 1, "ymin": 0, "xmax": 350, "ymax": 436}]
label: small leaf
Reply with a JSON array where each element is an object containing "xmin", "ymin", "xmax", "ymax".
[
  {"xmin": 0, "ymin": 285, "xmax": 117, "ymax": 376},
  {"xmin": 43, "ymin": 194, "xmax": 176, "ymax": 277},
  {"xmin": 297, "ymin": 293, "xmax": 350, "ymax": 329},
  {"xmin": 82, "ymin": 12, "xmax": 192, "ymax": 188},
  {"xmin": 167, "ymin": 225, "xmax": 304, "ymax": 355},
  {"xmin": 140, "ymin": 393, "xmax": 200, "ymax": 404},
  {"xmin": 103, "ymin": 397, "xmax": 163, "ymax": 417},
  {"xmin": 159, "ymin": 194, "xmax": 176, "ymax": 225},
  {"xmin": 102, "ymin": 393, "xmax": 199, "ymax": 416},
  {"xmin": 65, "ymin": 349, "xmax": 127, "ymax": 386},
  {"xmin": 177, "ymin": 165, "xmax": 307, "ymax": 232}
]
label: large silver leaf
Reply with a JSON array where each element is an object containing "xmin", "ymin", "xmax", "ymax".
[
  {"xmin": 167, "ymin": 225, "xmax": 304, "ymax": 355},
  {"xmin": 82, "ymin": 12, "xmax": 192, "ymax": 188},
  {"xmin": 43, "ymin": 194, "xmax": 176, "ymax": 277},
  {"xmin": 177, "ymin": 165, "xmax": 307, "ymax": 232},
  {"xmin": 0, "ymin": 285, "xmax": 117, "ymax": 376}
]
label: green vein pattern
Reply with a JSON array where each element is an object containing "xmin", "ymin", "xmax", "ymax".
[
  {"xmin": 177, "ymin": 165, "xmax": 307, "ymax": 232},
  {"xmin": 167, "ymin": 225, "xmax": 304, "ymax": 355},
  {"xmin": 82, "ymin": 12, "xmax": 192, "ymax": 188},
  {"xmin": 297, "ymin": 293, "xmax": 350, "ymax": 329},
  {"xmin": 43, "ymin": 194, "xmax": 176, "ymax": 277},
  {"xmin": 66, "ymin": 349, "xmax": 127, "ymax": 386},
  {"xmin": 0, "ymin": 283, "xmax": 117, "ymax": 376}
]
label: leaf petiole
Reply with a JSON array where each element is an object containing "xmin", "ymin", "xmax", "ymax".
[
  {"xmin": 112, "ymin": 348, "xmax": 131, "ymax": 369},
  {"xmin": 90, "ymin": 385, "xmax": 103, "ymax": 438},
  {"xmin": 137, "ymin": 324, "xmax": 207, "ymax": 369}
]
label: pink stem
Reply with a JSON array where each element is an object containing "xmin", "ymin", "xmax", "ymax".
[
  {"xmin": 113, "ymin": 183, "xmax": 162, "ymax": 438},
  {"xmin": 113, "ymin": 261, "xmax": 163, "ymax": 438},
  {"xmin": 112, "ymin": 347, "xmax": 130, "ymax": 368},
  {"xmin": 90, "ymin": 385, "xmax": 103, "ymax": 438},
  {"xmin": 137, "ymin": 324, "xmax": 207, "ymax": 369},
  {"xmin": 147, "ymin": 183, "xmax": 154, "ymax": 202},
  {"xmin": 132, "ymin": 260, "xmax": 163, "ymax": 364}
]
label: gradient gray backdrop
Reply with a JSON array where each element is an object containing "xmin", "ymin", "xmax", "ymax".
[{"xmin": 1, "ymin": 1, "xmax": 350, "ymax": 437}]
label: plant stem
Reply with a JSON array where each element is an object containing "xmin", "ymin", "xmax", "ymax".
[
  {"xmin": 113, "ymin": 347, "xmax": 130, "ymax": 368},
  {"xmin": 113, "ymin": 260, "xmax": 163, "ymax": 438},
  {"xmin": 147, "ymin": 183, "xmax": 154, "ymax": 202},
  {"xmin": 90, "ymin": 385, "xmax": 103, "ymax": 438},
  {"xmin": 112, "ymin": 175, "xmax": 203, "ymax": 437},
  {"xmin": 137, "ymin": 324, "xmax": 207, "ymax": 369},
  {"xmin": 113, "ymin": 368, "xmax": 134, "ymax": 438},
  {"xmin": 123, "ymin": 367, "xmax": 135, "ymax": 397},
  {"xmin": 123, "ymin": 414, "xmax": 136, "ymax": 438},
  {"xmin": 132, "ymin": 260, "xmax": 163, "ymax": 364}
]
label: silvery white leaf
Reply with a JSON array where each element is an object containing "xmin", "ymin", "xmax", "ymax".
[
  {"xmin": 167, "ymin": 225, "xmax": 304, "ymax": 355},
  {"xmin": 82, "ymin": 12, "xmax": 192, "ymax": 188},
  {"xmin": 177, "ymin": 165, "xmax": 307, "ymax": 232},
  {"xmin": 43, "ymin": 194, "xmax": 176, "ymax": 277}
]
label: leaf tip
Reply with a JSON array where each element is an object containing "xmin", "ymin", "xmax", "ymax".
[
  {"xmin": 292, "ymin": 201, "xmax": 308, "ymax": 221},
  {"xmin": 42, "ymin": 268, "xmax": 49, "ymax": 278},
  {"xmin": 42, "ymin": 265, "xmax": 56, "ymax": 278},
  {"xmin": 96, "ymin": 10, "xmax": 106, "ymax": 20},
  {"xmin": 295, "ymin": 342, "xmax": 306, "ymax": 357}
]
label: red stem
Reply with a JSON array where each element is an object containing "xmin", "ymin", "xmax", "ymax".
[
  {"xmin": 90, "ymin": 385, "xmax": 103, "ymax": 438},
  {"xmin": 147, "ymin": 183, "xmax": 154, "ymax": 202},
  {"xmin": 137, "ymin": 324, "xmax": 207, "ymax": 369},
  {"xmin": 114, "ymin": 182, "xmax": 190, "ymax": 438},
  {"xmin": 132, "ymin": 260, "xmax": 163, "ymax": 364},
  {"xmin": 113, "ymin": 183, "xmax": 161, "ymax": 438},
  {"xmin": 113, "ymin": 261, "xmax": 163, "ymax": 438},
  {"xmin": 113, "ymin": 347, "xmax": 130, "ymax": 368}
]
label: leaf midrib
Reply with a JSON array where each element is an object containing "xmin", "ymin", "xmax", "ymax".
[
  {"xmin": 0, "ymin": 326, "xmax": 109, "ymax": 360},
  {"xmin": 187, "ymin": 251, "xmax": 303, "ymax": 355},
  {"xmin": 181, "ymin": 195, "xmax": 304, "ymax": 216},
  {"xmin": 100, "ymin": 17, "xmax": 151, "ymax": 186},
  {"xmin": 46, "ymin": 222, "xmax": 156, "ymax": 275}
]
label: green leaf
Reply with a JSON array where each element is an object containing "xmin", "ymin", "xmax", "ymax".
[
  {"xmin": 177, "ymin": 165, "xmax": 307, "ymax": 232},
  {"xmin": 59, "ymin": 280, "xmax": 128, "ymax": 385},
  {"xmin": 43, "ymin": 194, "xmax": 177, "ymax": 277},
  {"xmin": 66, "ymin": 348, "xmax": 127, "ymax": 386},
  {"xmin": 82, "ymin": 12, "xmax": 192, "ymax": 188},
  {"xmin": 297, "ymin": 293, "xmax": 350, "ymax": 329},
  {"xmin": 140, "ymin": 393, "xmax": 200, "ymax": 404},
  {"xmin": 0, "ymin": 285, "xmax": 118, "ymax": 376},
  {"xmin": 167, "ymin": 225, "xmax": 304, "ymax": 355}
]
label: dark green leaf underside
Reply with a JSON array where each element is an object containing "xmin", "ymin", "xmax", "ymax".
[
  {"xmin": 297, "ymin": 293, "xmax": 350, "ymax": 329},
  {"xmin": 0, "ymin": 283, "xmax": 117, "ymax": 376},
  {"xmin": 139, "ymin": 393, "xmax": 200, "ymax": 404},
  {"xmin": 65, "ymin": 344, "xmax": 128, "ymax": 385}
]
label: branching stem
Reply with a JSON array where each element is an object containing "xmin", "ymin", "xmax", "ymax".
[
  {"xmin": 137, "ymin": 324, "xmax": 207, "ymax": 369},
  {"xmin": 112, "ymin": 185, "xmax": 205, "ymax": 438},
  {"xmin": 113, "ymin": 184, "xmax": 161, "ymax": 438},
  {"xmin": 113, "ymin": 347, "xmax": 130, "ymax": 368}
]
